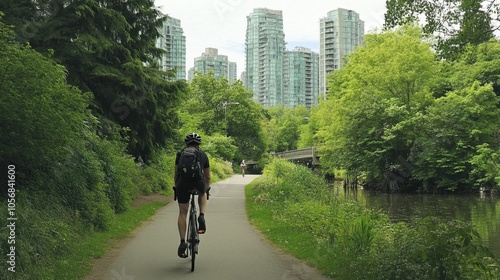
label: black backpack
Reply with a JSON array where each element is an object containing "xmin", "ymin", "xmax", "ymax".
[{"xmin": 177, "ymin": 146, "xmax": 203, "ymax": 181}]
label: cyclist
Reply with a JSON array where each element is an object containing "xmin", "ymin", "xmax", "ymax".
[
  {"xmin": 240, "ymin": 160, "xmax": 246, "ymax": 177},
  {"xmin": 174, "ymin": 133, "xmax": 210, "ymax": 258}
]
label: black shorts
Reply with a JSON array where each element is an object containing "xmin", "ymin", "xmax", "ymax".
[{"xmin": 175, "ymin": 178, "xmax": 208, "ymax": 204}]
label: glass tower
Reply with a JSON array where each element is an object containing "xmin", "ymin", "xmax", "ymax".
[
  {"xmin": 319, "ymin": 9, "xmax": 364, "ymax": 97},
  {"xmin": 188, "ymin": 48, "xmax": 237, "ymax": 83},
  {"xmin": 283, "ymin": 47, "xmax": 319, "ymax": 108},
  {"xmin": 245, "ymin": 8, "xmax": 286, "ymax": 108},
  {"xmin": 156, "ymin": 16, "xmax": 186, "ymax": 81}
]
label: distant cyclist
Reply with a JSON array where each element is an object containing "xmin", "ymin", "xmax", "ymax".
[
  {"xmin": 174, "ymin": 133, "xmax": 210, "ymax": 258},
  {"xmin": 240, "ymin": 160, "xmax": 246, "ymax": 177}
]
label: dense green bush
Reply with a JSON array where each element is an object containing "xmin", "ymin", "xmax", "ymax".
[
  {"xmin": 0, "ymin": 19, "xmax": 89, "ymax": 195},
  {"xmin": 0, "ymin": 19, "xmax": 181, "ymax": 279},
  {"xmin": 249, "ymin": 158, "xmax": 500, "ymax": 279}
]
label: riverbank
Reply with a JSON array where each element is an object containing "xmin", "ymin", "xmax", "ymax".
[
  {"xmin": 353, "ymin": 186, "xmax": 500, "ymax": 258},
  {"xmin": 246, "ymin": 158, "xmax": 500, "ymax": 280}
]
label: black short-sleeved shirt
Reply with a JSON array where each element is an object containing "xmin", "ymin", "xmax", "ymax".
[{"xmin": 175, "ymin": 147, "xmax": 210, "ymax": 203}]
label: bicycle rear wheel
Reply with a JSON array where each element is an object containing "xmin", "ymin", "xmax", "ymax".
[{"xmin": 189, "ymin": 213, "xmax": 197, "ymax": 271}]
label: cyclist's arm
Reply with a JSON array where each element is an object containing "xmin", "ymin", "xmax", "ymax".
[
  {"xmin": 174, "ymin": 165, "xmax": 178, "ymax": 183},
  {"xmin": 174, "ymin": 152, "xmax": 180, "ymax": 183},
  {"xmin": 204, "ymin": 167, "xmax": 210, "ymax": 188}
]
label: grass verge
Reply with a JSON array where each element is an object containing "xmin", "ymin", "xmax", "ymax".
[
  {"xmin": 245, "ymin": 182, "xmax": 327, "ymax": 274},
  {"xmin": 55, "ymin": 199, "xmax": 168, "ymax": 279}
]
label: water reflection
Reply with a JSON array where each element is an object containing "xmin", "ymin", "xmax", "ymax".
[{"xmin": 333, "ymin": 183, "xmax": 500, "ymax": 258}]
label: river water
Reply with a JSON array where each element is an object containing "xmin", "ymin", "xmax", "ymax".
[{"xmin": 333, "ymin": 185, "xmax": 500, "ymax": 258}]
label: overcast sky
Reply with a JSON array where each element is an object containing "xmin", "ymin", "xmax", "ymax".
[{"xmin": 154, "ymin": 0, "xmax": 388, "ymax": 77}]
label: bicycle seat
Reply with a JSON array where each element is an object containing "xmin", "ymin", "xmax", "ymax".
[{"xmin": 188, "ymin": 189, "xmax": 199, "ymax": 195}]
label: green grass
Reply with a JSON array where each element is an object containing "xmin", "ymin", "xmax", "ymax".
[
  {"xmin": 245, "ymin": 182, "xmax": 328, "ymax": 275},
  {"xmin": 54, "ymin": 200, "xmax": 168, "ymax": 279}
]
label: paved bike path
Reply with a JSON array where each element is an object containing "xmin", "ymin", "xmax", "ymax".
[{"xmin": 100, "ymin": 175, "xmax": 330, "ymax": 280}]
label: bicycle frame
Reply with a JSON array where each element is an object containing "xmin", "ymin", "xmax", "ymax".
[
  {"xmin": 173, "ymin": 186, "xmax": 210, "ymax": 272},
  {"xmin": 187, "ymin": 190, "xmax": 199, "ymax": 271}
]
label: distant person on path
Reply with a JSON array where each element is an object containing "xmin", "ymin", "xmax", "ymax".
[
  {"xmin": 174, "ymin": 133, "xmax": 210, "ymax": 258},
  {"xmin": 240, "ymin": 160, "xmax": 246, "ymax": 177}
]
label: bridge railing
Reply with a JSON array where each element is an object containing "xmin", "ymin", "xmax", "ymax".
[{"xmin": 273, "ymin": 147, "xmax": 320, "ymax": 165}]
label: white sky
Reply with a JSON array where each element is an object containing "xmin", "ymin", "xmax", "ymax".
[{"xmin": 154, "ymin": 0, "xmax": 388, "ymax": 77}]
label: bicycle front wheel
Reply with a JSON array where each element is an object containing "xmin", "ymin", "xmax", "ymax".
[{"xmin": 189, "ymin": 214, "xmax": 197, "ymax": 271}]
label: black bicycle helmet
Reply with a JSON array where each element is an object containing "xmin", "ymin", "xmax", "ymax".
[{"xmin": 184, "ymin": 132, "xmax": 202, "ymax": 144}]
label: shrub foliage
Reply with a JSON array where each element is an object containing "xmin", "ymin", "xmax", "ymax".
[{"xmin": 248, "ymin": 158, "xmax": 500, "ymax": 279}]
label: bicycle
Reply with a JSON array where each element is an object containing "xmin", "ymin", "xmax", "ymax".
[
  {"xmin": 173, "ymin": 186, "xmax": 210, "ymax": 272},
  {"xmin": 187, "ymin": 189, "xmax": 200, "ymax": 271}
]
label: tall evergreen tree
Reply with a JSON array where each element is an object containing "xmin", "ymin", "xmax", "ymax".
[{"xmin": 0, "ymin": 0, "xmax": 185, "ymax": 162}]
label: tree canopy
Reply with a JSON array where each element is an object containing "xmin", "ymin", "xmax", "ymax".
[
  {"xmin": 316, "ymin": 26, "xmax": 438, "ymax": 189},
  {"xmin": 384, "ymin": 0, "xmax": 500, "ymax": 60},
  {"xmin": 179, "ymin": 72, "xmax": 266, "ymax": 163},
  {"xmin": 0, "ymin": 0, "xmax": 185, "ymax": 162},
  {"xmin": 0, "ymin": 18, "xmax": 89, "ymax": 180},
  {"xmin": 263, "ymin": 105, "xmax": 309, "ymax": 153},
  {"xmin": 312, "ymin": 25, "xmax": 500, "ymax": 192}
]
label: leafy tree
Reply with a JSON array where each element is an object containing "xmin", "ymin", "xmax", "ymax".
[
  {"xmin": 0, "ymin": 0, "xmax": 36, "ymax": 43},
  {"xmin": 449, "ymin": 39, "xmax": 500, "ymax": 96},
  {"xmin": 411, "ymin": 83, "xmax": 500, "ymax": 191},
  {"xmin": 298, "ymin": 106, "xmax": 320, "ymax": 149},
  {"xmin": 0, "ymin": 18, "xmax": 118, "ymax": 229},
  {"xmin": 0, "ymin": 0, "xmax": 185, "ymax": 162},
  {"xmin": 440, "ymin": 39, "xmax": 500, "ymax": 190},
  {"xmin": 470, "ymin": 143, "xmax": 500, "ymax": 188},
  {"xmin": 316, "ymin": 26, "xmax": 439, "ymax": 190},
  {"xmin": 182, "ymin": 72, "xmax": 266, "ymax": 162},
  {"xmin": 200, "ymin": 133, "xmax": 238, "ymax": 161},
  {"xmin": 336, "ymin": 25, "xmax": 438, "ymax": 109},
  {"xmin": 384, "ymin": 0, "xmax": 499, "ymax": 60},
  {"xmin": 0, "ymin": 17, "xmax": 89, "ymax": 192},
  {"xmin": 263, "ymin": 105, "xmax": 309, "ymax": 152}
]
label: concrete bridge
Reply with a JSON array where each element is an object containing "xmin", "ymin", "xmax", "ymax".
[{"xmin": 273, "ymin": 147, "xmax": 320, "ymax": 165}]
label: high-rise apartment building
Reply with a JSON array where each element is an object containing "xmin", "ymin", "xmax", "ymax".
[
  {"xmin": 188, "ymin": 48, "xmax": 237, "ymax": 83},
  {"xmin": 240, "ymin": 71, "xmax": 246, "ymax": 87},
  {"xmin": 228, "ymin": 62, "xmax": 237, "ymax": 84},
  {"xmin": 319, "ymin": 9, "xmax": 364, "ymax": 96},
  {"xmin": 156, "ymin": 16, "xmax": 186, "ymax": 80},
  {"xmin": 283, "ymin": 47, "xmax": 319, "ymax": 108},
  {"xmin": 245, "ymin": 8, "xmax": 286, "ymax": 108}
]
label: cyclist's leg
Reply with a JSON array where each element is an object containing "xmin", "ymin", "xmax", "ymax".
[
  {"xmin": 177, "ymin": 202, "xmax": 189, "ymax": 258},
  {"xmin": 198, "ymin": 193, "xmax": 207, "ymax": 214},
  {"xmin": 176, "ymin": 181, "xmax": 190, "ymax": 257},
  {"xmin": 197, "ymin": 181, "xmax": 208, "ymax": 233},
  {"xmin": 177, "ymin": 202, "xmax": 189, "ymax": 239},
  {"xmin": 196, "ymin": 180, "xmax": 208, "ymax": 215}
]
